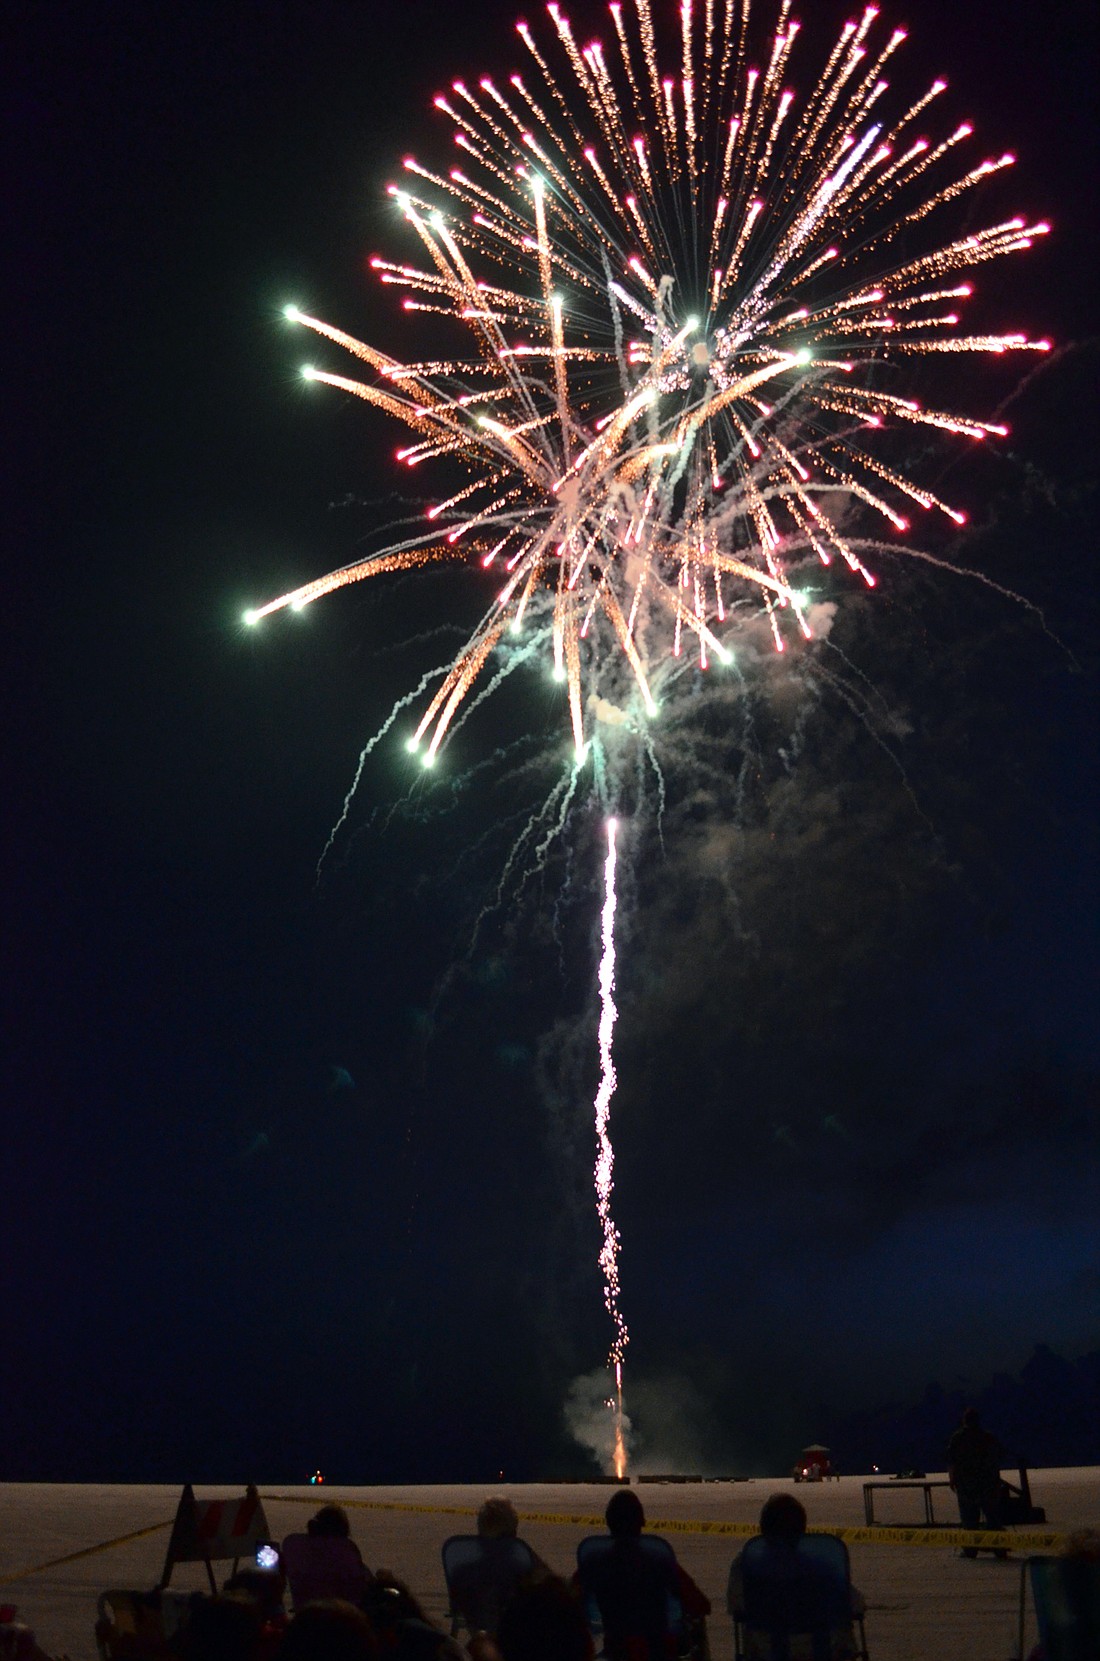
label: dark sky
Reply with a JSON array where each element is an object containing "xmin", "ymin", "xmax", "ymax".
[{"xmin": 4, "ymin": 0, "xmax": 1098, "ymax": 1483}]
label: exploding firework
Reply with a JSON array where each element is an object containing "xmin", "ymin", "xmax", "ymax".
[
  {"xmin": 248, "ymin": 0, "xmax": 1048, "ymax": 771},
  {"xmin": 247, "ymin": 0, "xmax": 1049, "ymax": 1470}
]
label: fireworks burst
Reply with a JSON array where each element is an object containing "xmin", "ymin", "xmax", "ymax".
[
  {"xmin": 247, "ymin": 0, "xmax": 1049, "ymax": 1471},
  {"xmin": 248, "ymin": 0, "xmax": 1047, "ymax": 767}
]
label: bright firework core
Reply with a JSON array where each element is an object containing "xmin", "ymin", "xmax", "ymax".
[{"xmin": 249, "ymin": 0, "xmax": 1048, "ymax": 767}]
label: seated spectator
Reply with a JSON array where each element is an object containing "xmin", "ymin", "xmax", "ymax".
[
  {"xmin": 0, "ymin": 1616, "xmax": 72, "ymax": 1661},
  {"xmin": 222, "ymin": 1569, "xmax": 289, "ymax": 1660},
  {"xmin": 277, "ymin": 1599, "xmax": 379, "ymax": 1661},
  {"xmin": 496, "ymin": 1577, "xmax": 595, "ymax": 1661},
  {"xmin": 281, "ymin": 1504, "xmax": 374, "ymax": 1610},
  {"xmin": 444, "ymin": 1496, "xmax": 549, "ymax": 1636},
  {"xmin": 364, "ymin": 1571, "xmax": 465, "ymax": 1659},
  {"xmin": 476, "ymin": 1498, "xmax": 549, "ymax": 1573},
  {"xmin": 575, "ymin": 1487, "xmax": 710, "ymax": 1660},
  {"xmin": 726, "ymin": 1494, "xmax": 865, "ymax": 1661},
  {"xmin": 176, "ymin": 1594, "xmax": 263, "ymax": 1661}
]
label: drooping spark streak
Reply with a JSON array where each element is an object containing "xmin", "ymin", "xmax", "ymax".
[{"xmin": 593, "ymin": 815, "xmax": 627, "ymax": 1477}]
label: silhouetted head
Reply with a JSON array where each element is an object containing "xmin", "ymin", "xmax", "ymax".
[
  {"xmin": 279, "ymin": 1600, "xmax": 377, "ymax": 1660},
  {"xmin": 605, "ymin": 1487, "xmax": 645, "ymax": 1538},
  {"xmin": 962, "ymin": 1408, "xmax": 981, "ymax": 1429},
  {"xmin": 759, "ymin": 1493, "xmax": 807, "ymax": 1545},
  {"xmin": 497, "ymin": 1576, "xmax": 595, "ymax": 1661},
  {"xmin": 222, "ymin": 1568, "xmax": 285, "ymax": 1619},
  {"xmin": 308, "ymin": 1503, "xmax": 351, "ymax": 1538},
  {"xmin": 178, "ymin": 1594, "xmax": 262, "ymax": 1661},
  {"xmin": 478, "ymin": 1496, "xmax": 520, "ymax": 1539}
]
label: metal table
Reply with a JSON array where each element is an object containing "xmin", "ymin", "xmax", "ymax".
[{"xmin": 862, "ymin": 1478, "xmax": 952, "ymax": 1525}]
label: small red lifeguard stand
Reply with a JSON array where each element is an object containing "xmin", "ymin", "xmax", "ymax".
[{"xmin": 792, "ymin": 1444, "xmax": 834, "ymax": 1482}]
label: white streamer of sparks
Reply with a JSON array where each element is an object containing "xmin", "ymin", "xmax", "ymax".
[{"xmin": 593, "ymin": 815, "xmax": 627, "ymax": 1478}]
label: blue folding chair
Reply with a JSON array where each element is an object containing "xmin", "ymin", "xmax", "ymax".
[
  {"xmin": 442, "ymin": 1534, "xmax": 537, "ymax": 1636},
  {"xmin": 576, "ymin": 1534, "xmax": 690, "ymax": 1659},
  {"xmin": 731, "ymin": 1533, "xmax": 868, "ymax": 1661},
  {"xmin": 1016, "ymin": 1555, "xmax": 1100, "ymax": 1661}
]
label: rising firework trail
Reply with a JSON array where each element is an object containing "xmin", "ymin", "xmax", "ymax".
[
  {"xmin": 246, "ymin": 0, "xmax": 1048, "ymax": 1467},
  {"xmin": 594, "ymin": 815, "xmax": 627, "ymax": 1476}
]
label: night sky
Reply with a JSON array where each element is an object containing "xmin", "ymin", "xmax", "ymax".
[{"xmin": 5, "ymin": 0, "xmax": 1098, "ymax": 1483}]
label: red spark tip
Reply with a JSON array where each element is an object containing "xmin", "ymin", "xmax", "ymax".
[{"xmin": 896, "ymin": 518, "xmax": 909, "ymax": 531}]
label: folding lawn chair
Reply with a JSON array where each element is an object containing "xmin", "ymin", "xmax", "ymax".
[
  {"xmin": 731, "ymin": 1533, "xmax": 869, "ymax": 1661},
  {"xmin": 94, "ymin": 1588, "xmax": 194, "ymax": 1661},
  {"xmin": 441, "ymin": 1534, "xmax": 537, "ymax": 1636},
  {"xmin": 1016, "ymin": 1555, "xmax": 1100, "ymax": 1661},
  {"xmin": 576, "ymin": 1533, "xmax": 696, "ymax": 1659}
]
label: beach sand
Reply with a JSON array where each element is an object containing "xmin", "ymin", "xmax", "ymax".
[{"xmin": 1, "ymin": 1469, "xmax": 1096, "ymax": 1660}]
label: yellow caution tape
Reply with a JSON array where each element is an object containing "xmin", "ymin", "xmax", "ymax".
[
  {"xmin": 0, "ymin": 1521, "xmax": 172, "ymax": 1589},
  {"xmin": 0, "ymin": 1496, "xmax": 1069, "ymax": 1593},
  {"xmin": 260, "ymin": 1495, "xmax": 1067, "ymax": 1553}
]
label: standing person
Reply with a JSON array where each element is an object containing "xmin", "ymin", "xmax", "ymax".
[{"xmin": 947, "ymin": 1408, "xmax": 1008, "ymax": 1558}]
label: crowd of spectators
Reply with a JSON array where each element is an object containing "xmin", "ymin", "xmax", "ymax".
[{"xmin": 8, "ymin": 1470, "xmax": 1092, "ymax": 1661}]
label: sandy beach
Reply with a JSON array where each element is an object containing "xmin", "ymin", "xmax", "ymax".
[{"xmin": 1, "ymin": 1469, "xmax": 1096, "ymax": 1660}]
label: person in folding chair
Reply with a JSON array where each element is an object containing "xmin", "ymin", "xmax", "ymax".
[
  {"xmin": 575, "ymin": 1487, "xmax": 711, "ymax": 1660},
  {"xmin": 726, "ymin": 1494, "xmax": 868, "ymax": 1661},
  {"xmin": 442, "ymin": 1496, "xmax": 549, "ymax": 1638},
  {"xmin": 280, "ymin": 1503, "xmax": 374, "ymax": 1611}
]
